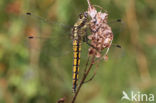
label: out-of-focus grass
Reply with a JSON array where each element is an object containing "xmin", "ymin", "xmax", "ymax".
[{"xmin": 0, "ymin": 0, "xmax": 155, "ymax": 103}]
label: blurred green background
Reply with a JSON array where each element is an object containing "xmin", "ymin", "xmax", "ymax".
[{"xmin": 0, "ymin": 0, "xmax": 156, "ymax": 103}]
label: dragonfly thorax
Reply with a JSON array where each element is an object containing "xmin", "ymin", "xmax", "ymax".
[{"xmin": 72, "ymin": 12, "xmax": 89, "ymax": 41}]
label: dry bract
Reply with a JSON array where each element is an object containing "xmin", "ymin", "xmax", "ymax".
[{"xmin": 87, "ymin": 5, "xmax": 113, "ymax": 59}]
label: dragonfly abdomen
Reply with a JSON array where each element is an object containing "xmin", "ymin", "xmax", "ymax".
[{"xmin": 72, "ymin": 40, "xmax": 81, "ymax": 93}]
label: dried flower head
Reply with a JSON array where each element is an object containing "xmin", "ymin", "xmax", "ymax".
[{"xmin": 87, "ymin": 0, "xmax": 113, "ymax": 58}]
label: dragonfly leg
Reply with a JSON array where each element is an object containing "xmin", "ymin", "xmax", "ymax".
[
  {"xmin": 83, "ymin": 35, "xmax": 97, "ymax": 50},
  {"xmin": 82, "ymin": 35, "xmax": 89, "ymax": 43}
]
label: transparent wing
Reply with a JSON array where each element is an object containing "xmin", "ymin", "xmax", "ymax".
[
  {"xmin": 108, "ymin": 18, "xmax": 126, "ymax": 58},
  {"xmin": 26, "ymin": 32, "xmax": 72, "ymax": 57},
  {"xmin": 96, "ymin": 18, "xmax": 126, "ymax": 58},
  {"xmin": 23, "ymin": 12, "xmax": 74, "ymax": 69},
  {"xmin": 108, "ymin": 18, "xmax": 125, "ymax": 40}
]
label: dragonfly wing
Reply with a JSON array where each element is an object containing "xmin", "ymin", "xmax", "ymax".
[
  {"xmin": 24, "ymin": 12, "xmax": 73, "ymax": 57},
  {"xmin": 26, "ymin": 32, "xmax": 72, "ymax": 57}
]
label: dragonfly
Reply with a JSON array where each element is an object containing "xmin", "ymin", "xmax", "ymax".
[
  {"xmin": 25, "ymin": 11, "xmax": 92, "ymax": 93},
  {"xmin": 24, "ymin": 11, "xmax": 122, "ymax": 93},
  {"xmin": 71, "ymin": 12, "xmax": 91, "ymax": 93}
]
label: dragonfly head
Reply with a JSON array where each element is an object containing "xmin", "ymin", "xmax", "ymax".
[
  {"xmin": 79, "ymin": 12, "xmax": 88, "ymax": 20},
  {"xmin": 84, "ymin": 12, "xmax": 88, "ymax": 18}
]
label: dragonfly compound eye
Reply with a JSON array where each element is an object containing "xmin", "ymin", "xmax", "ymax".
[
  {"xmin": 84, "ymin": 12, "xmax": 88, "ymax": 18},
  {"xmin": 79, "ymin": 13, "xmax": 83, "ymax": 19}
]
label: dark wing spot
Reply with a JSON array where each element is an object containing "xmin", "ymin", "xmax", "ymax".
[
  {"xmin": 117, "ymin": 19, "xmax": 121, "ymax": 22},
  {"xmin": 28, "ymin": 36, "xmax": 34, "ymax": 39},
  {"xmin": 116, "ymin": 44, "xmax": 121, "ymax": 48},
  {"xmin": 26, "ymin": 12, "xmax": 31, "ymax": 15}
]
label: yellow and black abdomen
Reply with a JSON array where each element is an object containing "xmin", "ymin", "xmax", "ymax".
[{"xmin": 72, "ymin": 40, "xmax": 81, "ymax": 93}]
